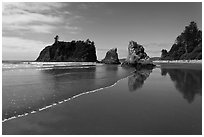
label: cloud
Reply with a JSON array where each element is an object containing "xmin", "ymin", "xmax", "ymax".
[
  {"xmin": 2, "ymin": 2, "xmax": 67, "ymax": 34},
  {"xmin": 3, "ymin": 2, "xmax": 82, "ymax": 35},
  {"xmin": 2, "ymin": 36, "xmax": 49, "ymax": 60},
  {"xmin": 77, "ymin": 3, "xmax": 104, "ymax": 10},
  {"xmin": 3, "ymin": 36, "xmax": 46, "ymax": 50},
  {"xmin": 143, "ymin": 42, "xmax": 173, "ymax": 57},
  {"xmin": 64, "ymin": 25, "xmax": 81, "ymax": 34},
  {"xmin": 4, "ymin": 24, "xmax": 57, "ymax": 34},
  {"xmin": 3, "ymin": 10, "xmax": 62, "ymax": 25},
  {"xmin": 144, "ymin": 42, "xmax": 172, "ymax": 48},
  {"xmin": 3, "ymin": 2, "xmax": 65, "ymax": 13}
]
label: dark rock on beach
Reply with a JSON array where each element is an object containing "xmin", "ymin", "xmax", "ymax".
[
  {"xmin": 161, "ymin": 21, "xmax": 202, "ymax": 60},
  {"xmin": 36, "ymin": 37, "xmax": 97, "ymax": 62},
  {"xmin": 121, "ymin": 41, "xmax": 155, "ymax": 69},
  {"xmin": 101, "ymin": 48, "xmax": 120, "ymax": 64}
]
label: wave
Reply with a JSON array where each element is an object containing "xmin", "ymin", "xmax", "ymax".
[
  {"xmin": 2, "ymin": 73, "xmax": 133, "ymax": 123},
  {"xmin": 2, "ymin": 62, "xmax": 102, "ymax": 71}
]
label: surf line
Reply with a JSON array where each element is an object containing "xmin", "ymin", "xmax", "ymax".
[{"xmin": 2, "ymin": 72, "xmax": 135, "ymax": 123}]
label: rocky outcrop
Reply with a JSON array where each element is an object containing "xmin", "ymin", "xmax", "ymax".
[
  {"xmin": 121, "ymin": 41, "xmax": 155, "ymax": 69},
  {"xmin": 101, "ymin": 48, "xmax": 120, "ymax": 64},
  {"xmin": 36, "ymin": 38, "xmax": 97, "ymax": 62},
  {"xmin": 161, "ymin": 21, "xmax": 202, "ymax": 60}
]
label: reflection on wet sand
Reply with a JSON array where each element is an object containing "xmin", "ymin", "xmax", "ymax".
[
  {"xmin": 128, "ymin": 69, "xmax": 152, "ymax": 92},
  {"xmin": 2, "ymin": 66, "xmax": 202, "ymax": 135},
  {"xmin": 161, "ymin": 68, "xmax": 202, "ymax": 103},
  {"xmin": 3, "ymin": 65, "xmax": 134, "ymax": 120}
]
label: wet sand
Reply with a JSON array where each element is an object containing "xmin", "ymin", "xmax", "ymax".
[
  {"xmin": 3, "ymin": 66, "xmax": 202, "ymax": 135},
  {"xmin": 2, "ymin": 64, "xmax": 135, "ymax": 121}
]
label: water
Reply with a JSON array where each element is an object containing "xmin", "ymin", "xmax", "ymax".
[
  {"xmin": 2, "ymin": 61, "xmax": 135, "ymax": 121},
  {"xmin": 2, "ymin": 61, "xmax": 202, "ymax": 135}
]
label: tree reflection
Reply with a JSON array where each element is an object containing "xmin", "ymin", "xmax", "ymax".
[
  {"xmin": 161, "ymin": 68, "xmax": 202, "ymax": 103},
  {"xmin": 128, "ymin": 69, "xmax": 152, "ymax": 92}
]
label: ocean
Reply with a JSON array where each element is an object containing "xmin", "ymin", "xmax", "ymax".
[{"xmin": 2, "ymin": 61, "xmax": 202, "ymax": 135}]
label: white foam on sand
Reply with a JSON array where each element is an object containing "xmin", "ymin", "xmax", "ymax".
[
  {"xmin": 2, "ymin": 62, "xmax": 101, "ymax": 71},
  {"xmin": 2, "ymin": 72, "xmax": 134, "ymax": 123},
  {"xmin": 29, "ymin": 62, "xmax": 98, "ymax": 66}
]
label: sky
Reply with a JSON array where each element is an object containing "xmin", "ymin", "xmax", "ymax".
[{"xmin": 2, "ymin": 2, "xmax": 202, "ymax": 60}]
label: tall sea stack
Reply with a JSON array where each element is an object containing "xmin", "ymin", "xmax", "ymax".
[
  {"xmin": 101, "ymin": 48, "xmax": 120, "ymax": 64},
  {"xmin": 121, "ymin": 41, "xmax": 155, "ymax": 69}
]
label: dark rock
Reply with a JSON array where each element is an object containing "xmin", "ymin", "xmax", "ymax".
[
  {"xmin": 101, "ymin": 48, "xmax": 120, "ymax": 64},
  {"xmin": 36, "ymin": 38, "xmax": 97, "ymax": 62},
  {"xmin": 161, "ymin": 49, "xmax": 168, "ymax": 59},
  {"xmin": 161, "ymin": 21, "xmax": 202, "ymax": 60},
  {"xmin": 121, "ymin": 41, "xmax": 155, "ymax": 69},
  {"xmin": 121, "ymin": 61, "xmax": 155, "ymax": 70}
]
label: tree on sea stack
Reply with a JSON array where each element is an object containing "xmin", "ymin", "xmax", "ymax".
[
  {"xmin": 36, "ymin": 37, "xmax": 97, "ymax": 62},
  {"xmin": 54, "ymin": 35, "xmax": 59, "ymax": 44},
  {"xmin": 85, "ymin": 39, "xmax": 91, "ymax": 44},
  {"xmin": 161, "ymin": 49, "xmax": 168, "ymax": 58}
]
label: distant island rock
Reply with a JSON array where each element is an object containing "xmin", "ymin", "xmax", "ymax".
[
  {"xmin": 121, "ymin": 41, "xmax": 155, "ymax": 69},
  {"xmin": 36, "ymin": 36, "xmax": 97, "ymax": 62},
  {"xmin": 161, "ymin": 21, "xmax": 202, "ymax": 60},
  {"xmin": 101, "ymin": 48, "xmax": 120, "ymax": 64}
]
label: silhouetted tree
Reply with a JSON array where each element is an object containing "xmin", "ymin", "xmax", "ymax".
[
  {"xmin": 54, "ymin": 35, "xmax": 59, "ymax": 43},
  {"xmin": 161, "ymin": 49, "xmax": 168, "ymax": 58},
  {"xmin": 162, "ymin": 21, "xmax": 202, "ymax": 60},
  {"xmin": 176, "ymin": 21, "xmax": 201, "ymax": 53},
  {"xmin": 85, "ymin": 39, "xmax": 91, "ymax": 44},
  {"xmin": 91, "ymin": 41, "xmax": 94, "ymax": 45}
]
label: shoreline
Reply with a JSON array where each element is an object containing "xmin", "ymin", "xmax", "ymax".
[
  {"xmin": 2, "ymin": 66, "xmax": 201, "ymax": 135},
  {"xmin": 2, "ymin": 71, "xmax": 135, "ymax": 123},
  {"xmin": 153, "ymin": 60, "xmax": 202, "ymax": 64}
]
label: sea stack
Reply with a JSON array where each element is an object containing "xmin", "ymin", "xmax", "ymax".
[
  {"xmin": 121, "ymin": 41, "xmax": 155, "ymax": 69},
  {"xmin": 101, "ymin": 48, "xmax": 120, "ymax": 64},
  {"xmin": 36, "ymin": 36, "xmax": 97, "ymax": 62}
]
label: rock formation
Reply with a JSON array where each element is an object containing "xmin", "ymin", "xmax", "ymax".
[
  {"xmin": 121, "ymin": 41, "xmax": 155, "ymax": 69},
  {"xmin": 161, "ymin": 21, "xmax": 202, "ymax": 60},
  {"xmin": 36, "ymin": 37, "xmax": 97, "ymax": 62},
  {"xmin": 101, "ymin": 48, "xmax": 120, "ymax": 64}
]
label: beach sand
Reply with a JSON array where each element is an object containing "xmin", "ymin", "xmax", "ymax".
[{"xmin": 3, "ymin": 65, "xmax": 202, "ymax": 135}]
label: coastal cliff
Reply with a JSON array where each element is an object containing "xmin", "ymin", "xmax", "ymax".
[
  {"xmin": 36, "ymin": 37, "xmax": 97, "ymax": 62},
  {"xmin": 161, "ymin": 21, "xmax": 202, "ymax": 60}
]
